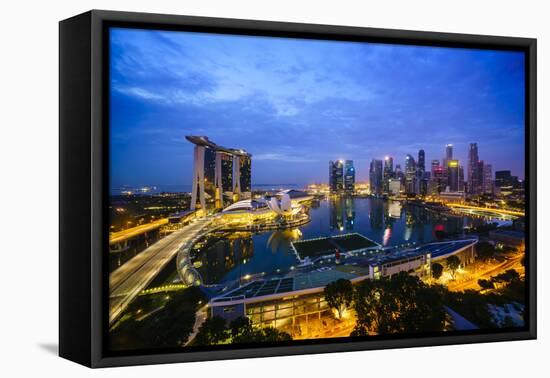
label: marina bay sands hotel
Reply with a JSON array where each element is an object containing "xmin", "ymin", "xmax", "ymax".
[{"xmin": 186, "ymin": 136, "xmax": 252, "ymax": 210}]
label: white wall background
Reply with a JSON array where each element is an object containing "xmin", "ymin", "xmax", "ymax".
[{"xmin": 0, "ymin": 0, "xmax": 546, "ymax": 376}]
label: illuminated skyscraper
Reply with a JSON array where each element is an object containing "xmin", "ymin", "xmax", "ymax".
[
  {"xmin": 187, "ymin": 136, "xmax": 252, "ymax": 210},
  {"xmin": 443, "ymin": 144, "xmax": 453, "ymax": 167},
  {"xmin": 430, "ymin": 160, "xmax": 445, "ymax": 194},
  {"xmin": 417, "ymin": 150, "xmax": 425, "ymax": 173},
  {"xmin": 483, "ymin": 164, "xmax": 493, "ymax": 194},
  {"xmin": 344, "ymin": 160, "xmax": 355, "ymax": 194},
  {"xmin": 468, "ymin": 143, "xmax": 483, "ymax": 195},
  {"xmin": 369, "ymin": 159, "xmax": 383, "ymax": 196},
  {"xmin": 405, "ymin": 154, "xmax": 417, "ymax": 195},
  {"xmin": 329, "ymin": 160, "xmax": 345, "ymax": 194},
  {"xmin": 447, "ymin": 159, "xmax": 460, "ymax": 191},
  {"xmin": 417, "ymin": 150, "xmax": 427, "ymax": 195},
  {"xmin": 395, "ymin": 164, "xmax": 404, "ymax": 182},
  {"xmin": 383, "ymin": 156, "xmax": 394, "ymax": 194},
  {"xmin": 431, "ymin": 159, "xmax": 440, "ymax": 174}
]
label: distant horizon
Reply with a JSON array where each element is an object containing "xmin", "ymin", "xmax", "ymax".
[{"xmin": 110, "ymin": 28, "xmax": 526, "ymax": 190}]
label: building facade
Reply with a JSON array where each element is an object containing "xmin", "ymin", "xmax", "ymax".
[
  {"xmin": 369, "ymin": 159, "xmax": 383, "ymax": 196},
  {"xmin": 344, "ymin": 160, "xmax": 355, "ymax": 194},
  {"xmin": 329, "ymin": 160, "xmax": 345, "ymax": 194}
]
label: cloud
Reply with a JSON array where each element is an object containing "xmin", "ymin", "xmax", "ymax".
[
  {"xmin": 109, "ymin": 28, "xmax": 526, "ymax": 186},
  {"xmin": 254, "ymin": 152, "xmax": 317, "ymax": 163}
]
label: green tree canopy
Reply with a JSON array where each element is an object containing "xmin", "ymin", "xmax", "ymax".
[
  {"xmin": 446, "ymin": 255, "xmax": 461, "ymax": 279},
  {"xmin": 352, "ymin": 272, "xmax": 446, "ymax": 336},
  {"xmin": 197, "ymin": 316, "xmax": 292, "ymax": 345},
  {"xmin": 324, "ymin": 279, "xmax": 354, "ymax": 320},
  {"xmin": 432, "ymin": 263, "xmax": 444, "ymax": 281},
  {"xmin": 194, "ymin": 316, "xmax": 229, "ymax": 346},
  {"xmin": 477, "ymin": 278, "xmax": 494, "ymax": 291},
  {"xmin": 476, "ymin": 241, "xmax": 496, "ymax": 262}
]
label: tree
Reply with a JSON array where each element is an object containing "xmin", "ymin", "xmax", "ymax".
[
  {"xmin": 432, "ymin": 263, "xmax": 444, "ymax": 281},
  {"xmin": 228, "ymin": 316, "xmax": 292, "ymax": 344},
  {"xmin": 230, "ymin": 316, "xmax": 254, "ymax": 338},
  {"xmin": 194, "ymin": 316, "xmax": 229, "ymax": 345},
  {"xmin": 477, "ymin": 279, "xmax": 494, "ymax": 291},
  {"xmin": 491, "ymin": 269, "xmax": 521, "ymax": 289},
  {"xmin": 109, "ymin": 287, "xmax": 205, "ymax": 350},
  {"xmin": 476, "ymin": 241, "xmax": 495, "ymax": 262},
  {"xmin": 258, "ymin": 327, "xmax": 292, "ymax": 342},
  {"xmin": 324, "ymin": 279, "xmax": 354, "ymax": 320},
  {"xmin": 446, "ymin": 255, "xmax": 461, "ymax": 280},
  {"xmin": 352, "ymin": 272, "xmax": 446, "ymax": 336}
]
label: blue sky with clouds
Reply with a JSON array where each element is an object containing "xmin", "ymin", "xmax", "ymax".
[{"xmin": 109, "ymin": 27, "xmax": 525, "ymax": 189}]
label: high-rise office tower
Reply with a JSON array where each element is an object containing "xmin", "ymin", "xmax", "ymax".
[
  {"xmin": 417, "ymin": 150, "xmax": 427, "ymax": 195},
  {"xmin": 447, "ymin": 159, "xmax": 460, "ymax": 191},
  {"xmin": 468, "ymin": 143, "xmax": 483, "ymax": 195},
  {"xmin": 431, "ymin": 159, "xmax": 440, "ymax": 174},
  {"xmin": 395, "ymin": 164, "xmax": 403, "ymax": 180},
  {"xmin": 430, "ymin": 164, "xmax": 445, "ymax": 194},
  {"xmin": 344, "ymin": 160, "xmax": 355, "ymax": 194},
  {"xmin": 483, "ymin": 164, "xmax": 493, "ymax": 194},
  {"xmin": 405, "ymin": 154, "xmax": 417, "ymax": 195},
  {"xmin": 476, "ymin": 160, "xmax": 485, "ymax": 194},
  {"xmin": 187, "ymin": 136, "xmax": 252, "ymax": 210},
  {"xmin": 417, "ymin": 150, "xmax": 425, "ymax": 173},
  {"xmin": 459, "ymin": 164, "xmax": 465, "ymax": 192},
  {"xmin": 383, "ymin": 156, "xmax": 394, "ymax": 194},
  {"xmin": 443, "ymin": 144, "xmax": 453, "ymax": 168},
  {"xmin": 369, "ymin": 159, "xmax": 383, "ymax": 196},
  {"xmin": 329, "ymin": 160, "xmax": 345, "ymax": 194}
]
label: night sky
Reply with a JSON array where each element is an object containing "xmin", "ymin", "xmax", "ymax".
[{"xmin": 109, "ymin": 27, "xmax": 525, "ymax": 190}]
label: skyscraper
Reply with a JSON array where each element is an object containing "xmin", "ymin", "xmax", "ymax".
[
  {"xmin": 443, "ymin": 144, "xmax": 453, "ymax": 167},
  {"xmin": 483, "ymin": 164, "xmax": 493, "ymax": 194},
  {"xmin": 218, "ymin": 152, "xmax": 233, "ymax": 193},
  {"xmin": 447, "ymin": 159, "xmax": 460, "ymax": 191},
  {"xmin": 417, "ymin": 150, "xmax": 425, "ymax": 173},
  {"xmin": 234, "ymin": 154, "xmax": 252, "ymax": 199},
  {"xmin": 405, "ymin": 154, "xmax": 417, "ymax": 195},
  {"xmin": 468, "ymin": 143, "xmax": 482, "ymax": 195},
  {"xmin": 431, "ymin": 159, "xmax": 440, "ymax": 174},
  {"xmin": 395, "ymin": 164, "xmax": 404, "ymax": 180},
  {"xmin": 430, "ymin": 162, "xmax": 445, "ymax": 194},
  {"xmin": 459, "ymin": 164, "xmax": 465, "ymax": 192},
  {"xmin": 369, "ymin": 159, "xmax": 383, "ymax": 196},
  {"xmin": 329, "ymin": 160, "xmax": 344, "ymax": 194},
  {"xmin": 417, "ymin": 150, "xmax": 427, "ymax": 195},
  {"xmin": 187, "ymin": 136, "xmax": 252, "ymax": 210},
  {"xmin": 344, "ymin": 160, "xmax": 355, "ymax": 194},
  {"xmin": 383, "ymin": 156, "xmax": 394, "ymax": 194}
]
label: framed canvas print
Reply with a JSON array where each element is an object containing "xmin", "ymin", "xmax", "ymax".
[{"xmin": 59, "ymin": 10, "xmax": 537, "ymax": 368}]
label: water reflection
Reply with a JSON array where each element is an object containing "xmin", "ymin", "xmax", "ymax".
[
  {"xmin": 267, "ymin": 229, "xmax": 302, "ymax": 254},
  {"xmin": 188, "ymin": 198, "xmax": 487, "ymax": 285}
]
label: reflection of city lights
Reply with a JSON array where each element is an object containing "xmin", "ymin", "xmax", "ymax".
[
  {"xmin": 404, "ymin": 227, "xmax": 411, "ymax": 241},
  {"xmin": 383, "ymin": 227, "xmax": 392, "ymax": 246}
]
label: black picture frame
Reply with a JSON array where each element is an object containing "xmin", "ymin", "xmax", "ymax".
[{"xmin": 59, "ymin": 9, "xmax": 537, "ymax": 368}]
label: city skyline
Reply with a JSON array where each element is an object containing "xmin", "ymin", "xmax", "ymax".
[{"xmin": 110, "ymin": 28, "xmax": 526, "ymax": 189}]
